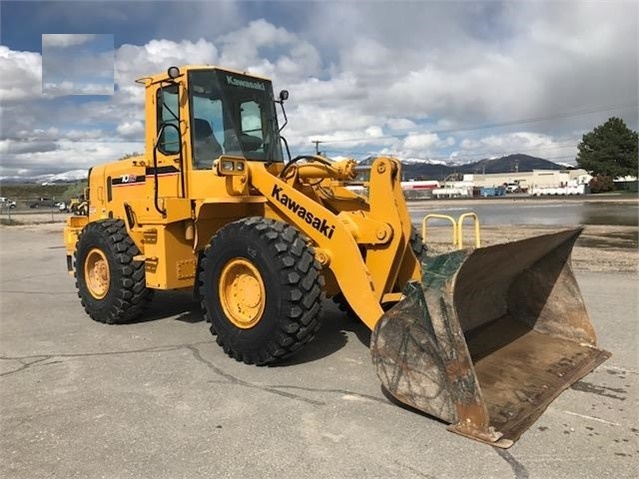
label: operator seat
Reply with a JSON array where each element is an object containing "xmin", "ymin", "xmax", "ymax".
[{"xmin": 193, "ymin": 118, "xmax": 222, "ymax": 169}]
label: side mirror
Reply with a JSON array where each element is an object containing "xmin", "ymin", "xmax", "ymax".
[{"xmin": 279, "ymin": 90, "xmax": 289, "ymax": 102}]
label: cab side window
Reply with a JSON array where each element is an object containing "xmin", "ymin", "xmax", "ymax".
[
  {"xmin": 157, "ymin": 85, "xmax": 180, "ymax": 154},
  {"xmin": 240, "ymin": 101, "xmax": 263, "ymax": 141},
  {"xmin": 239, "ymin": 101, "xmax": 265, "ymax": 155}
]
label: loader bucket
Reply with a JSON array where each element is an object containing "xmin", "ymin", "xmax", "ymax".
[{"xmin": 371, "ymin": 228, "xmax": 610, "ymax": 448}]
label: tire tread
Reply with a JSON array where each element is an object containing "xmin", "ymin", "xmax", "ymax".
[
  {"xmin": 75, "ymin": 219, "xmax": 153, "ymax": 324},
  {"xmin": 198, "ymin": 217, "xmax": 323, "ymax": 365}
]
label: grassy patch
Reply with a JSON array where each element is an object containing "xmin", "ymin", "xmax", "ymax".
[
  {"xmin": 0, "ymin": 218, "xmax": 24, "ymax": 226},
  {"xmin": 0, "ymin": 182, "xmax": 87, "ymax": 206}
]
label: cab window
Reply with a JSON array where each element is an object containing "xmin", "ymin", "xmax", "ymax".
[
  {"xmin": 240, "ymin": 101, "xmax": 263, "ymax": 141},
  {"xmin": 188, "ymin": 69, "xmax": 283, "ymax": 163},
  {"xmin": 191, "ymin": 95, "xmax": 224, "ymax": 169},
  {"xmin": 157, "ymin": 85, "xmax": 180, "ymax": 154}
]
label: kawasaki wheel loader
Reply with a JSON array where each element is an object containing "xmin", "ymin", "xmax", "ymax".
[{"xmin": 63, "ymin": 65, "xmax": 610, "ymax": 447}]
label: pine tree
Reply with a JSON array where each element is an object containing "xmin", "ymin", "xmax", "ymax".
[{"xmin": 577, "ymin": 117, "xmax": 638, "ymax": 178}]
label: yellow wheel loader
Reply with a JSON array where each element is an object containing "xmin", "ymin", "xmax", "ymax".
[
  {"xmin": 63, "ymin": 65, "xmax": 609, "ymax": 447},
  {"xmin": 68, "ymin": 196, "xmax": 89, "ymax": 216}
]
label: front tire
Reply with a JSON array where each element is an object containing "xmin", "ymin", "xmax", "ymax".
[
  {"xmin": 75, "ymin": 219, "xmax": 153, "ymax": 324},
  {"xmin": 199, "ymin": 217, "xmax": 324, "ymax": 365},
  {"xmin": 409, "ymin": 226, "xmax": 427, "ymax": 261}
]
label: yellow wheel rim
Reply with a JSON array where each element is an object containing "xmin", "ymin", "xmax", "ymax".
[
  {"xmin": 219, "ymin": 258, "xmax": 266, "ymax": 329},
  {"xmin": 84, "ymin": 248, "xmax": 110, "ymax": 300}
]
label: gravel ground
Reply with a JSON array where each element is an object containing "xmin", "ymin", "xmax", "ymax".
[{"xmin": 425, "ymin": 224, "xmax": 638, "ymax": 273}]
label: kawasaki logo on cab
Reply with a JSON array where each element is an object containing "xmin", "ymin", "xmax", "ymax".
[
  {"xmin": 271, "ymin": 185, "xmax": 335, "ymax": 239},
  {"xmin": 226, "ymin": 75, "xmax": 266, "ymax": 91}
]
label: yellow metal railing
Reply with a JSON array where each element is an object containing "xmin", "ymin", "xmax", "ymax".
[
  {"xmin": 422, "ymin": 214, "xmax": 458, "ymax": 248},
  {"xmin": 421, "ymin": 212, "xmax": 481, "ymax": 249},
  {"xmin": 457, "ymin": 212, "xmax": 481, "ymax": 248}
]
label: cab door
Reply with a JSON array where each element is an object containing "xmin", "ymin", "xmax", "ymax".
[{"xmin": 151, "ymin": 83, "xmax": 185, "ymax": 202}]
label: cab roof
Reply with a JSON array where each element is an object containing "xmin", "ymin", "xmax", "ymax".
[{"xmin": 135, "ymin": 65, "xmax": 273, "ymax": 86}]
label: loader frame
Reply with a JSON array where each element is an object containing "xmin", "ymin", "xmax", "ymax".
[{"xmin": 64, "ymin": 66, "xmax": 422, "ymax": 331}]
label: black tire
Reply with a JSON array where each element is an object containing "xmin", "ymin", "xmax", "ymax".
[
  {"xmin": 199, "ymin": 217, "xmax": 324, "ymax": 365},
  {"xmin": 332, "ymin": 226, "xmax": 426, "ymax": 317},
  {"xmin": 75, "ymin": 219, "xmax": 153, "ymax": 324},
  {"xmin": 331, "ymin": 292, "xmax": 359, "ymax": 320}
]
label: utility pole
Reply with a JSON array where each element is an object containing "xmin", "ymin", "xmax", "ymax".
[{"xmin": 312, "ymin": 140, "xmax": 323, "ymax": 156}]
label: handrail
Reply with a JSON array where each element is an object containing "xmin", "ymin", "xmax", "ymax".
[
  {"xmin": 421, "ymin": 212, "xmax": 482, "ymax": 249},
  {"xmin": 457, "ymin": 212, "xmax": 481, "ymax": 249},
  {"xmin": 152, "ymin": 122, "xmax": 183, "ymax": 217},
  {"xmin": 422, "ymin": 214, "xmax": 457, "ymax": 247}
]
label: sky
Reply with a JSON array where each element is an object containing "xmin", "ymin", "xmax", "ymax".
[
  {"xmin": 42, "ymin": 34, "xmax": 115, "ymax": 96},
  {"xmin": 0, "ymin": 0, "xmax": 637, "ymax": 178}
]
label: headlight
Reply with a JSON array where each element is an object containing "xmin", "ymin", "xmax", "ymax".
[{"xmin": 216, "ymin": 158, "xmax": 247, "ymax": 176}]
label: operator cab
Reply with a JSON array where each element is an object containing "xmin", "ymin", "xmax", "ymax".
[{"xmin": 154, "ymin": 66, "xmax": 285, "ymax": 170}]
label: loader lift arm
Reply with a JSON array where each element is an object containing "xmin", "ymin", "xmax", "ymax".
[{"xmin": 247, "ymin": 157, "xmax": 421, "ymax": 330}]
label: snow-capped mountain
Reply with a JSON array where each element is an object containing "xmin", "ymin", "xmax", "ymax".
[
  {"xmin": 38, "ymin": 170, "xmax": 88, "ymax": 184},
  {"xmin": 358, "ymin": 156, "xmax": 451, "ymax": 166},
  {"xmin": 356, "ymin": 154, "xmax": 569, "ymax": 180},
  {"xmin": 401, "ymin": 158, "xmax": 449, "ymax": 166},
  {"xmin": 0, "ymin": 169, "xmax": 88, "ymax": 184}
]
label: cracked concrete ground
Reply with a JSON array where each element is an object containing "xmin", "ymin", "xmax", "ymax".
[{"xmin": 0, "ymin": 224, "xmax": 637, "ymax": 479}]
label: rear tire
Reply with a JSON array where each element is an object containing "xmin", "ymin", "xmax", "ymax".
[
  {"xmin": 75, "ymin": 219, "xmax": 153, "ymax": 324},
  {"xmin": 199, "ymin": 217, "xmax": 324, "ymax": 365}
]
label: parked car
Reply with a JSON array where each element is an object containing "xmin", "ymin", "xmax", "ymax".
[
  {"xmin": 0, "ymin": 197, "xmax": 17, "ymax": 209},
  {"xmin": 29, "ymin": 197, "xmax": 58, "ymax": 208},
  {"xmin": 505, "ymin": 182, "xmax": 521, "ymax": 193}
]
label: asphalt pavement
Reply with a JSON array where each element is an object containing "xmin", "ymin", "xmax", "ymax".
[{"xmin": 1, "ymin": 224, "xmax": 637, "ymax": 478}]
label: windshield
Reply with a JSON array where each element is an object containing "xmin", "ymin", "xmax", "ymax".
[{"xmin": 188, "ymin": 69, "xmax": 283, "ymax": 169}]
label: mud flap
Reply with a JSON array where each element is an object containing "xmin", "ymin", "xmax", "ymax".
[{"xmin": 370, "ymin": 228, "xmax": 611, "ymax": 448}]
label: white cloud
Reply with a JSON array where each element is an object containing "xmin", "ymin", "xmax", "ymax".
[
  {"xmin": 217, "ymin": 19, "xmax": 321, "ymax": 82},
  {"xmin": 1, "ymin": 38, "xmax": 219, "ymax": 176},
  {"xmin": 386, "ymin": 118, "xmax": 418, "ymax": 131},
  {"xmin": 115, "ymin": 38, "xmax": 218, "ymax": 91},
  {"xmin": 42, "ymin": 34, "xmax": 97, "ymax": 48},
  {"xmin": 459, "ymin": 132, "xmax": 578, "ymax": 163},
  {"xmin": 402, "ymin": 133, "xmax": 453, "ymax": 151},
  {"xmin": 290, "ymin": 72, "xmax": 367, "ymax": 105},
  {"xmin": 63, "ymin": 129, "xmax": 105, "ymax": 141},
  {"xmin": 0, "ymin": 139, "xmax": 59, "ymax": 155},
  {"xmin": 0, "ymin": 140, "xmax": 144, "ymax": 178},
  {"xmin": 0, "ymin": 46, "xmax": 42, "ymax": 102},
  {"xmin": 42, "ymin": 46, "xmax": 114, "ymax": 95},
  {"xmin": 1, "ymin": 4, "xmax": 637, "ymax": 177},
  {"xmin": 116, "ymin": 121, "xmax": 144, "ymax": 139},
  {"xmin": 43, "ymin": 81, "xmax": 114, "ymax": 96}
]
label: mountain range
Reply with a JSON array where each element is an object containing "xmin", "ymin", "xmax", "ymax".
[
  {"xmin": 0, "ymin": 154, "xmax": 574, "ymax": 184},
  {"xmin": 0, "ymin": 169, "xmax": 89, "ymax": 185},
  {"xmin": 358, "ymin": 154, "xmax": 572, "ymax": 180}
]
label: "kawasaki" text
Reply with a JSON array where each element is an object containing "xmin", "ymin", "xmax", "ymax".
[{"xmin": 271, "ymin": 185, "xmax": 335, "ymax": 239}]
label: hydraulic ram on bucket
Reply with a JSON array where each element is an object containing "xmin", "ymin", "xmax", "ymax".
[{"xmin": 371, "ymin": 228, "xmax": 610, "ymax": 448}]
